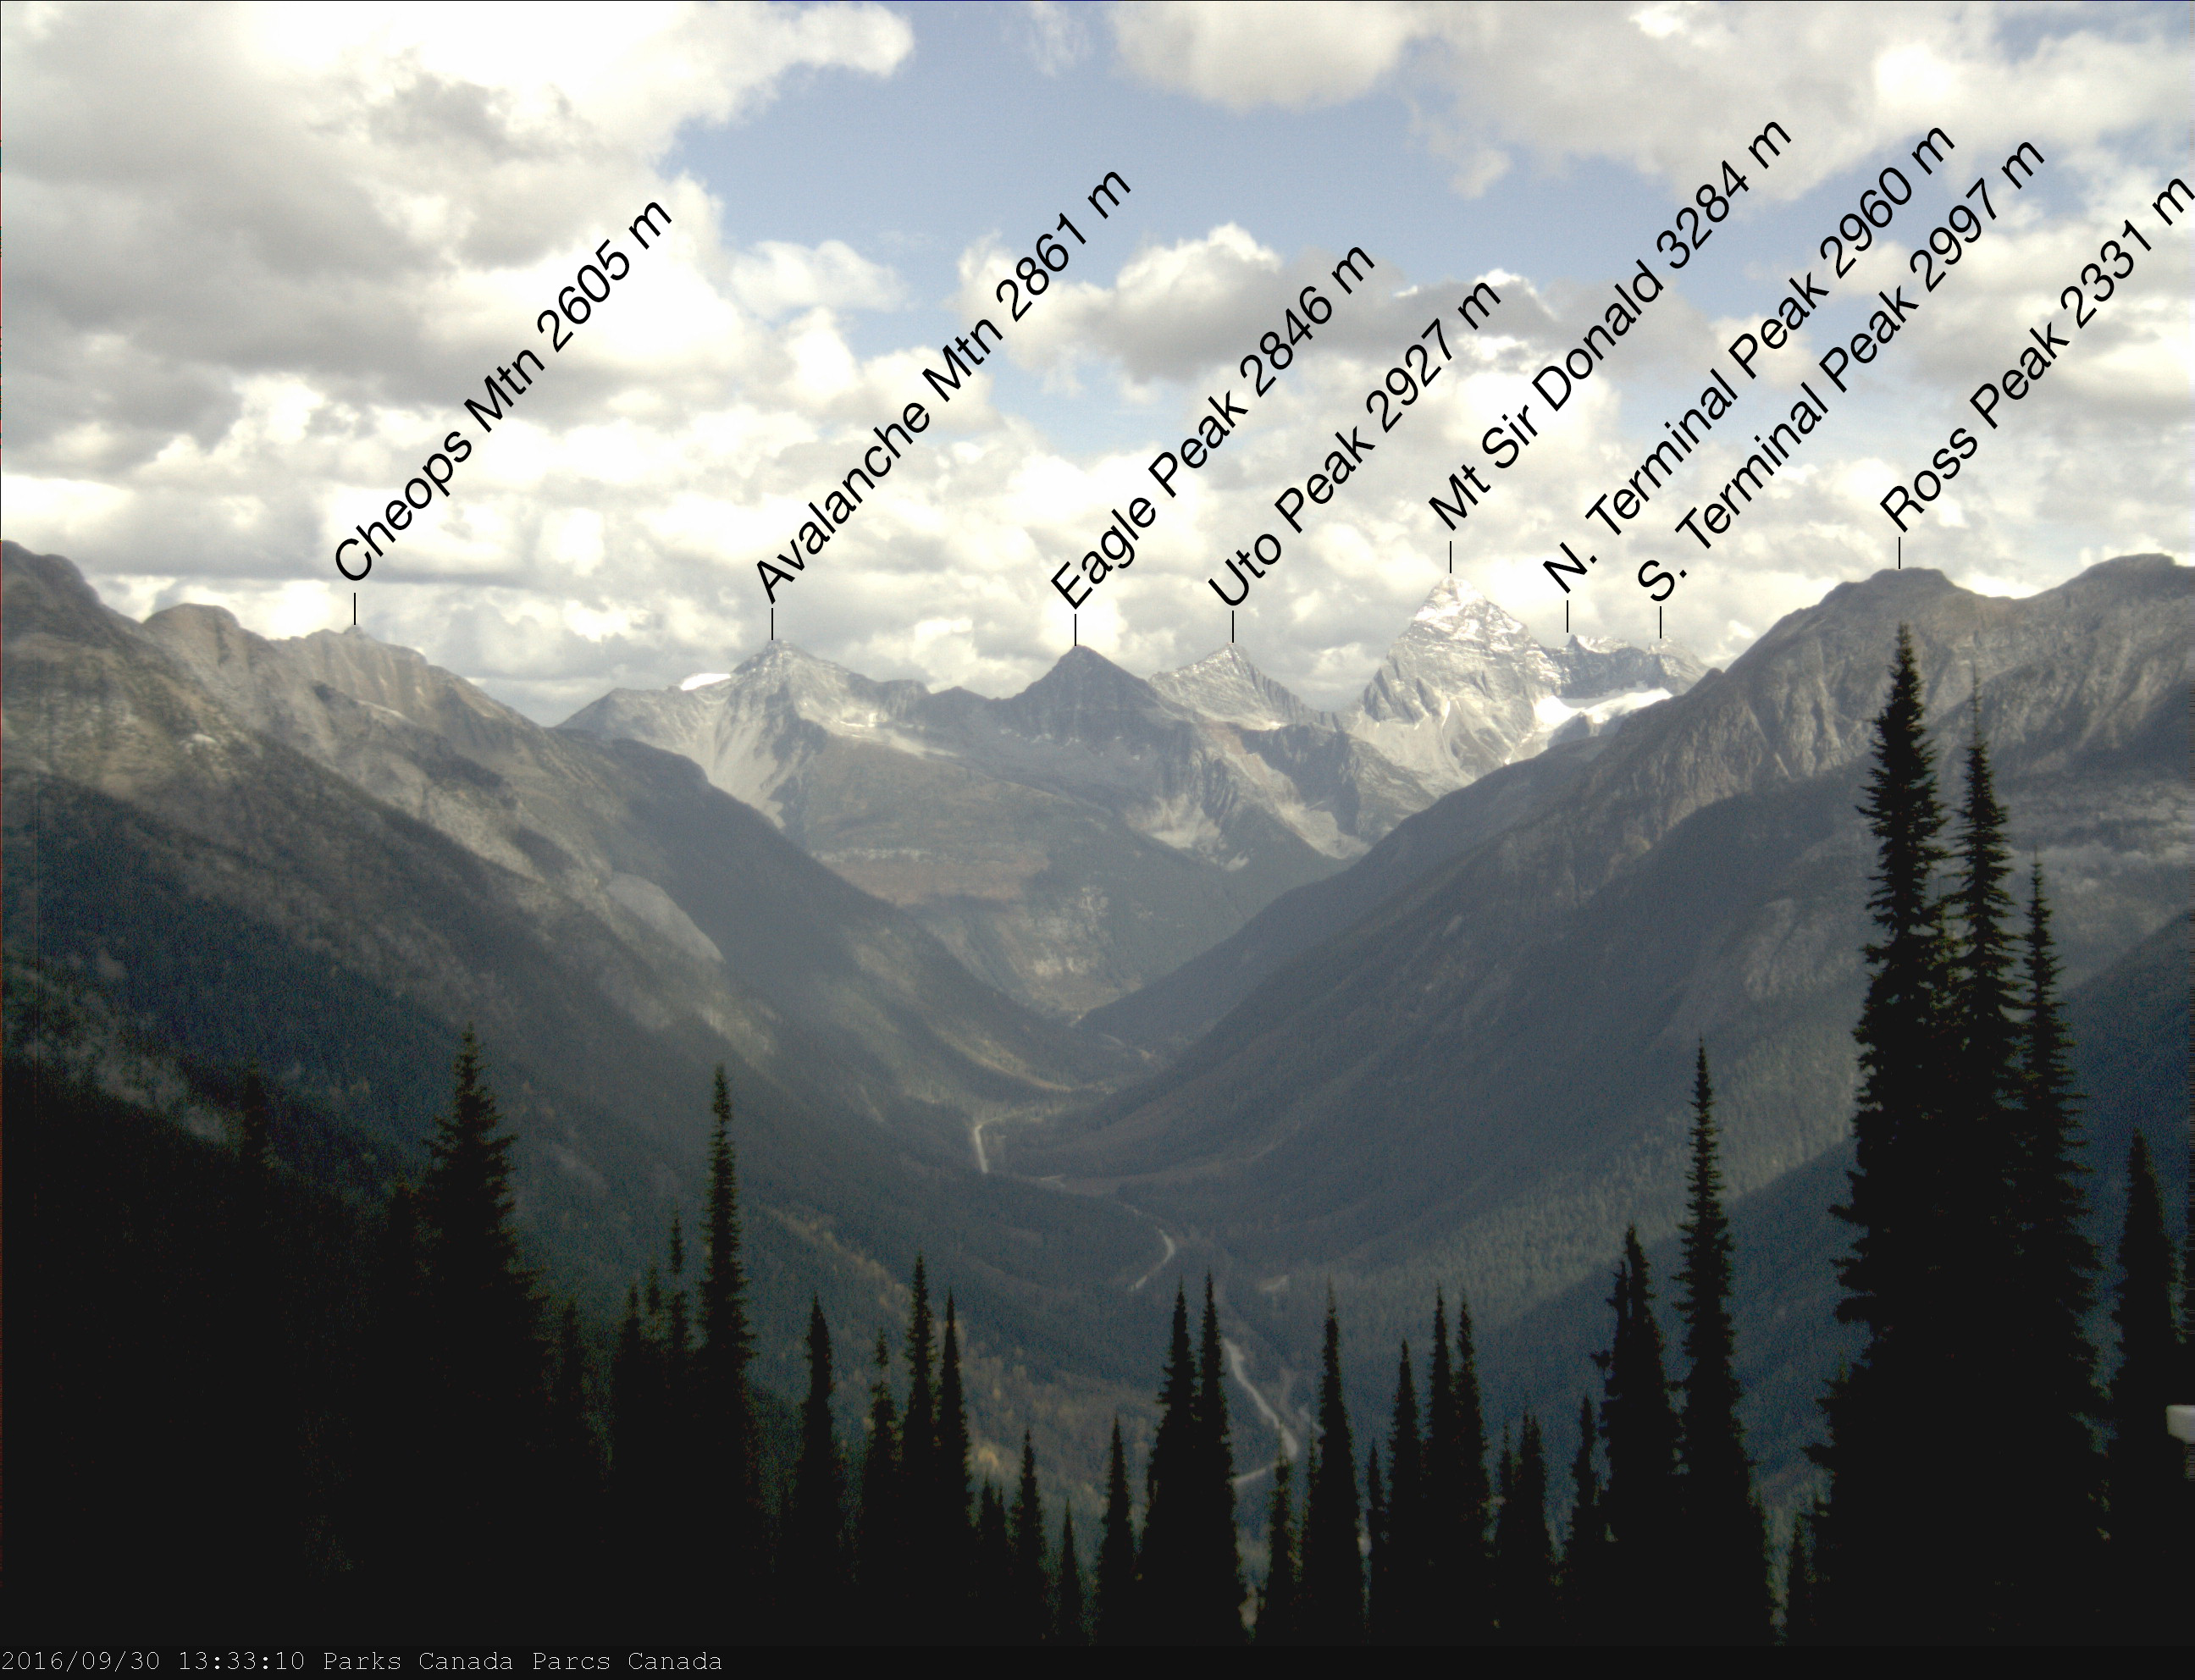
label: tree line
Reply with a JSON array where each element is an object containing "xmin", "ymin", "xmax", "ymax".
[{"xmin": 12, "ymin": 627, "xmax": 2187, "ymax": 1642}]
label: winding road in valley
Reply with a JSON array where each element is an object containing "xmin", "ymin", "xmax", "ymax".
[{"xmin": 965, "ymin": 1105, "xmax": 1303, "ymax": 1473}]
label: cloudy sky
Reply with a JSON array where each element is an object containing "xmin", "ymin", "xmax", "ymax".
[{"xmin": 7, "ymin": 1, "xmax": 2189, "ymax": 719}]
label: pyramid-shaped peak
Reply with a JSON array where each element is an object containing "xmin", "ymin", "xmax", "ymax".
[
  {"xmin": 1402, "ymin": 573, "xmax": 1534, "ymax": 646},
  {"xmin": 1012, "ymin": 643, "xmax": 1148, "ymax": 703},
  {"xmin": 992, "ymin": 643, "xmax": 1173, "ymax": 740},
  {"xmin": 1149, "ymin": 644, "xmax": 1323, "ymax": 731}
]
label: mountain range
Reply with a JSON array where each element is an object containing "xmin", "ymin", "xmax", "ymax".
[
  {"xmin": 1001, "ymin": 554, "xmax": 2192, "ymax": 1432},
  {"xmin": 0, "ymin": 539, "xmax": 1163, "ymax": 1490},
  {"xmin": 5, "ymin": 537, "xmax": 2185, "ymax": 1515},
  {"xmin": 562, "ymin": 577, "xmax": 1700, "ymax": 1019}
]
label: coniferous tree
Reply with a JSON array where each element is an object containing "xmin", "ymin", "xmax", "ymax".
[
  {"xmin": 1363, "ymin": 1445, "xmax": 1389, "ymax": 1641},
  {"xmin": 1095, "ymin": 1419, "xmax": 1137, "ymax": 1646},
  {"xmin": 1377, "ymin": 1342, "xmax": 1426, "ymax": 1644},
  {"xmin": 2106, "ymin": 1135, "xmax": 2181, "ymax": 1642},
  {"xmin": 902, "ymin": 1258, "xmax": 937, "ymax": 1519},
  {"xmin": 697, "ymin": 1066, "xmax": 760, "ymax": 1589},
  {"xmin": 1941, "ymin": 718, "xmax": 2037, "ymax": 1631},
  {"xmin": 1673, "ymin": 1045, "xmax": 1770, "ymax": 1643},
  {"xmin": 1191, "ymin": 1278, "xmax": 1244, "ymax": 1642},
  {"xmin": 856, "ymin": 1330, "xmax": 902, "ymax": 1628},
  {"xmin": 1009, "ymin": 1433, "xmax": 1049, "ymax": 1647},
  {"xmin": 973, "ymin": 1483, "xmax": 1011, "ymax": 1638},
  {"xmin": 657, "ymin": 1216, "xmax": 698, "ymax": 1597},
  {"xmin": 545, "ymin": 1302, "xmax": 605, "ymax": 1589},
  {"xmin": 1300, "ymin": 1291, "xmax": 1363, "ymax": 1644},
  {"xmin": 1425, "ymin": 1290, "xmax": 1492, "ymax": 1639},
  {"xmin": 1560, "ymin": 1395, "xmax": 1611, "ymax": 1645},
  {"xmin": 1491, "ymin": 1417, "xmax": 1553, "ymax": 1644},
  {"xmin": 610, "ymin": 1284, "xmax": 662, "ymax": 1564},
  {"xmin": 786, "ymin": 1299, "xmax": 846, "ymax": 1628},
  {"xmin": 417, "ymin": 1029, "xmax": 545, "ymax": 1592},
  {"xmin": 1138, "ymin": 1283, "xmax": 1197, "ymax": 1642},
  {"xmin": 1258, "ymin": 1452, "xmax": 1300, "ymax": 1646},
  {"xmin": 936, "ymin": 1297, "xmax": 976, "ymax": 1622},
  {"xmin": 1595, "ymin": 1226, "xmax": 1678, "ymax": 1643},
  {"xmin": 1998, "ymin": 859, "xmax": 2105, "ymax": 1636},
  {"xmin": 664, "ymin": 1215, "xmax": 692, "ymax": 1412},
  {"xmin": 1815, "ymin": 629, "xmax": 1954, "ymax": 1642},
  {"xmin": 894, "ymin": 1261, "xmax": 941, "ymax": 1639},
  {"xmin": 1054, "ymin": 1508, "xmax": 1088, "ymax": 1645},
  {"xmin": 1780, "ymin": 1507, "xmax": 1818, "ymax": 1646}
]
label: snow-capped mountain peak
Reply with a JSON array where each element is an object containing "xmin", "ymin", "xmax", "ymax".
[{"xmin": 1343, "ymin": 578, "xmax": 1700, "ymax": 792}]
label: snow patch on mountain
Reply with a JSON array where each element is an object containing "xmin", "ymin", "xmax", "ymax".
[{"xmin": 1341, "ymin": 576, "xmax": 1700, "ymax": 793}]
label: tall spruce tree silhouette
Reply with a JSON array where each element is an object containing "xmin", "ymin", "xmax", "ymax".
[
  {"xmin": 1055, "ymin": 1506, "xmax": 1088, "ymax": 1645},
  {"xmin": 1780, "ymin": 1506, "xmax": 1820, "ymax": 1645},
  {"xmin": 545, "ymin": 1302, "xmax": 605, "ymax": 1592},
  {"xmin": 1009, "ymin": 1433, "xmax": 1049, "ymax": 1647},
  {"xmin": 1595, "ymin": 1227, "xmax": 1678, "ymax": 1643},
  {"xmin": 1378, "ymin": 1341, "xmax": 1427, "ymax": 1644},
  {"xmin": 1095, "ymin": 1419, "xmax": 1137, "ymax": 1645},
  {"xmin": 1673, "ymin": 1046, "xmax": 1770, "ymax": 1643},
  {"xmin": 1258, "ymin": 1451, "xmax": 1301, "ymax": 1646},
  {"xmin": 697, "ymin": 1065, "xmax": 761, "ymax": 1599},
  {"xmin": 1491, "ymin": 1416, "xmax": 1553, "ymax": 1644},
  {"xmin": 610, "ymin": 1281, "xmax": 666, "ymax": 1596},
  {"xmin": 1815, "ymin": 628, "xmax": 1954, "ymax": 1642},
  {"xmin": 898, "ymin": 1258, "xmax": 938, "ymax": 1635},
  {"xmin": 1999, "ymin": 857, "xmax": 2104, "ymax": 1637},
  {"xmin": 973, "ymin": 1482, "xmax": 1011, "ymax": 1637},
  {"xmin": 1425, "ymin": 1290, "xmax": 1492, "ymax": 1639},
  {"xmin": 659, "ymin": 1214, "xmax": 699, "ymax": 1598},
  {"xmin": 856, "ymin": 1329, "xmax": 903, "ymax": 1629},
  {"xmin": 1300, "ymin": 1291, "xmax": 1363, "ymax": 1644},
  {"xmin": 1192, "ymin": 1278, "xmax": 1245, "ymax": 1642},
  {"xmin": 937, "ymin": 1297, "xmax": 976, "ymax": 1621},
  {"xmin": 1941, "ymin": 714, "xmax": 2035, "ymax": 1632},
  {"xmin": 1561, "ymin": 1395, "xmax": 1611, "ymax": 1644},
  {"xmin": 1139, "ymin": 1284, "xmax": 1198, "ymax": 1642},
  {"xmin": 2106, "ymin": 1135, "xmax": 2181, "ymax": 1642},
  {"xmin": 1363, "ymin": 1445, "xmax": 1388, "ymax": 1639},
  {"xmin": 787, "ymin": 1299, "xmax": 847, "ymax": 1628},
  {"xmin": 417, "ymin": 1028, "xmax": 545, "ymax": 1600}
]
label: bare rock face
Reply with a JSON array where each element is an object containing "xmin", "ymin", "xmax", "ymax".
[
  {"xmin": 1345, "ymin": 575, "xmax": 1704, "ymax": 790},
  {"xmin": 3, "ymin": 536, "xmax": 1168, "ymax": 1446},
  {"xmin": 3, "ymin": 539, "xmax": 1126, "ymax": 1160},
  {"xmin": 563, "ymin": 578, "xmax": 1690, "ymax": 1018},
  {"xmin": 1009, "ymin": 556, "xmax": 2192, "ymax": 1374}
]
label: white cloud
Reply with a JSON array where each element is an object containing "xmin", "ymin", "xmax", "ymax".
[
  {"xmin": 1017, "ymin": 1, "xmax": 1092, "ymax": 76},
  {"xmin": 1116, "ymin": 3, "xmax": 2187, "ymax": 202},
  {"xmin": 2, "ymin": 2, "xmax": 2185, "ymax": 729},
  {"xmin": 1112, "ymin": 0, "xmax": 1429, "ymax": 112},
  {"xmin": 731, "ymin": 241, "xmax": 906, "ymax": 319}
]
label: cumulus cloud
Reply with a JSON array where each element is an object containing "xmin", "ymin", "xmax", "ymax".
[
  {"xmin": 1113, "ymin": 0, "xmax": 1429, "ymax": 111},
  {"xmin": 1016, "ymin": 0, "xmax": 1092, "ymax": 76},
  {"xmin": 1113, "ymin": 2, "xmax": 2187, "ymax": 201},
  {"xmin": 2, "ymin": 2, "xmax": 2185, "ymax": 731}
]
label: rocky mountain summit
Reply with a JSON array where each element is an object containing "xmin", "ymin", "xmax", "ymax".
[
  {"xmin": 562, "ymin": 577, "xmax": 1697, "ymax": 1016},
  {"xmin": 1, "ymin": 539, "xmax": 1167, "ymax": 1433},
  {"xmin": 1347, "ymin": 577, "xmax": 1707, "ymax": 788}
]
